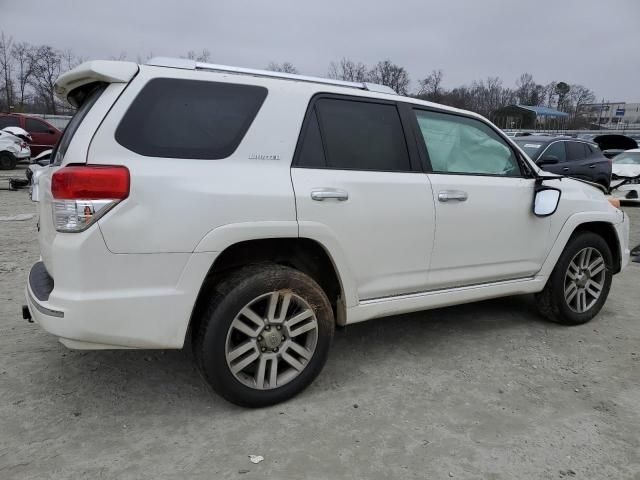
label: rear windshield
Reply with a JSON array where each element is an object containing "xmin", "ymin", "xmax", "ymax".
[
  {"xmin": 50, "ymin": 83, "xmax": 106, "ymax": 165},
  {"xmin": 514, "ymin": 140, "xmax": 545, "ymax": 158},
  {"xmin": 115, "ymin": 78, "xmax": 267, "ymax": 160}
]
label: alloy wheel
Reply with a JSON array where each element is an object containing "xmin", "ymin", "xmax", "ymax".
[
  {"xmin": 563, "ymin": 247, "xmax": 606, "ymax": 313},
  {"xmin": 225, "ymin": 291, "xmax": 318, "ymax": 390}
]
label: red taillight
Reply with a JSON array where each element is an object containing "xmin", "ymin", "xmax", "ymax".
[{"xmin": 52, "ymin": 165, "xmax": 130, "ymax": 200}]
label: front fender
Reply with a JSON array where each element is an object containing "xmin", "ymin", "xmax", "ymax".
[{"xmin": 538, "ymin": 209, "xmax": 627, "ymax": 278}]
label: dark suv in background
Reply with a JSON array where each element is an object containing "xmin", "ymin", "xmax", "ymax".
[{"xmin": 515, "ymin": 136, "xmax": 611, "ymax": 188}]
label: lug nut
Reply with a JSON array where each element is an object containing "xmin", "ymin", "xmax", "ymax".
[
  {"xmin": 273, "ymin": 347, "xmax": 279, "ymax": 353},
  {"xmin": 265, "ymin": 325, "xmax": 271, "ymax": 331},
  {"xmin": 261, "ymin": 347, "xmax": 267, "ymax": 352},
  {"xmin": 276, "ymin": 325, "xmax": 282, "ymax": 330},
  {"xmin": 257, "ymin": 335, "xmax": 263, "ymax": 341},
  {"xmin": 281, "ymin": 335, "xmax": 286, "ymax": 341}
]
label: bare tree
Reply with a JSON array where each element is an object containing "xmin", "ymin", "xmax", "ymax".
[
  {"xmin": 185, "ymin": 49, "xmax": 211, "ymax": 62},
  {"xmin": 11, "ymin": 42, "xmax": 33, "ymax": 110},
  {"xmin": 327, "ymin": 58, "xmax": 367, "ymax": 82},
  {"xmin": 0, "ymin": 32, "xmax": 14, "ymax": 109},
  {"xmin": 417, "ymin": 69, "xmax": 443, "ymax": 101},
  {"xmin": 555, "ymin": 81, "xmax": 571, "ymax": 112},
  {"xmin": 109, "ymin": 51, "xmax": 128, "ymax": 61},
  {"xmin": 29, "ymin": 45, "xmax": 62, "ymax": 114},
  {"xmin": 568, "ymin": 84, "xmax": 595, "ymax": 123},
  {"xmin": 368, "ymin": 60, "xmax": 409, "ymax": 95},
  {"xmin": 266, "ymin": 62, "xmax": 298, "ymax": 74}
]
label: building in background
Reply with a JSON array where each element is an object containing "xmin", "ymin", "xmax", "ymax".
[
  {"xmin": 491, "ymin": 105, "xmax": 569, "ymax": 130},
  {"xmin": 579, "ymin": 102, "xmax": 640, "ymax": 129}
]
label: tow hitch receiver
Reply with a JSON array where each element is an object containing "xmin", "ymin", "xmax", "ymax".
[{"xmin": 22, "ymin": 305, "xmax": 33, "ymax": 323}]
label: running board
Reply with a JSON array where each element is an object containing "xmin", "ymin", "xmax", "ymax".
[{"xmin": 346, "ymin": 276, "xmax": 546, "ymax": 324}]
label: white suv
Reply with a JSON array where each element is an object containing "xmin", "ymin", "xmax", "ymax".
[{"xmin": 25, "ymin": 58, "xmax": 630, "ymax": 407}]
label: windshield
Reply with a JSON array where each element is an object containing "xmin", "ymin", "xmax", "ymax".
[
  {"xmin": 613, "ymin": 152, "xmax": 640, "ymax": 165},
  {"xmin": 514, "ymin": 140, "xmax": 545, "ymax": 159},
  {"xmin": 50, "ymin": 83, "xmax": 106, "ymax": 165}
]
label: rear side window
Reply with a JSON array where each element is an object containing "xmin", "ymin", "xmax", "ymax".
[
  {"xmin": 0, "ymin": 116, "xmax": 20, "ymax": 128},
  {"xmin": 566, "ymin": 142, "xmax": 587, "ymax": 161},
  {"xmin": 116, "ymin": 78, "xmax": 267, "ymax": 160},
  {"xmin": 302, "ymin": 98, "xmax": 410, "ymax": 171}
]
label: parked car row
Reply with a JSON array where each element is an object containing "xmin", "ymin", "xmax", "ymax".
[{"xmin": 0, "ymin": 113, "xmax": 63, "ymax": 169}]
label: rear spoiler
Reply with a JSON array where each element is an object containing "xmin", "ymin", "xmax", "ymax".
[{"xmin": 54, "ymin": 60, "xmax": 139, "ymax": 106}]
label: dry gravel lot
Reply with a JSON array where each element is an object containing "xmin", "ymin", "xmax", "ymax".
[{"xmin": 1, "ymin": 165, "xmax": 639, "ymax": 479}]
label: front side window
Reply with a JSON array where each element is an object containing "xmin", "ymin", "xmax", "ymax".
[
  {"xmin": 415, "ymin": 110, "xmax": 520, "ymax": 176},
  {"xmin": 116, "ymin": 78, "xmax": 267, "ymax": 160},
  {"xmin": 541, "ymin": 142, "xmax": 567, "ymax": 162},
  {"xmin": 25, "ymin": 118, "xmax": 51, "ymax": 133},
  {"xmin": 310, "ymin": 98, "xmax": 411, "ymax": 171}
]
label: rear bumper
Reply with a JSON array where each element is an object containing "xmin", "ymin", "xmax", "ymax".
[{"xmin": 25, "ymin": 242, "xmax": 218, "ymax": 349}]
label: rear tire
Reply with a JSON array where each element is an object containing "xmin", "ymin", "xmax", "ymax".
[
  {"xmin": 535, "ymin": 232, "xmax": 613, "ymax": 325},
  {"xmin": 192, "ymin": 264, "xmax": 334, "ymax": 407},
  {"xmin": 0, "ymin": 152, "xmax": 16, "ymax": 170}
]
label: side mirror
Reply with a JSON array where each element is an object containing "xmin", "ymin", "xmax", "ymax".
[
  {"xmin": 537, "ymin": 155, "xmax": 560, "ymax": 165},
  {"xmin": 533, "ymin": 187, "xmax": 561, "ymax": 217}
]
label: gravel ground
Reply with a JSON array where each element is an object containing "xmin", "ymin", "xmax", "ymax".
[{"xmin": 1, "ymin": 165, "xmax": 639, "ymax": 480}]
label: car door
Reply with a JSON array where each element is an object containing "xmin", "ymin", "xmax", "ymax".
[
  {"xmin": 25, "ymin": 117, "xmax": 58, "ymax": 156},
  {"xmin": 411, "ymin": 108, "xmax": 551, "ymax": 289},
  {"xmin": 565, "ymin": 141, "xmax": 593, "ymax": 181},
  {"xmin": 291, "ymin": 96, "xmax": 436, "ymax": 301}
]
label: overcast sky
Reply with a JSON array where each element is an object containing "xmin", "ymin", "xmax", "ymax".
[{"xmin": 3, "ymin": 0, "xmax": 639, "ymax": 101}]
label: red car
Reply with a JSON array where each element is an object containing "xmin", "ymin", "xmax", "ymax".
[{"xmin": 0, "ymin": 113, "xmax": 62, "ymax": 156}]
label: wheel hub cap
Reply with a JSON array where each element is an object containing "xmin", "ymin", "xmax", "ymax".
[
  {"xmin": 563, "ymin": 247, "xmax": 606, "ymax": 314},
  {"xmin": 225, "ymin": 290, "xmax": 319, "ymax": 390},
  {"xmin": 261, "ymin": 330, "xmax": 283, "ymax": 349}
]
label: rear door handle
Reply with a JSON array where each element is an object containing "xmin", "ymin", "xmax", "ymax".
[
  {"xmin": 438, "ymin": 190, "xmax": 468, "ymax": 202},
  {"xmin": 562, "ymin": 167, "xmax": 570, "ymax": 172},
  {"xmin": 311, "ymin": 189, "xmax": 349, "ymax": 201},
  {"xmin": 589, "ymin": 164, "xmax": 596, "ymax": 168}
]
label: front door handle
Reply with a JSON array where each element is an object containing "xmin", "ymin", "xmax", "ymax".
[
  {"xmin": 562, "ymin": 167, "xmax": 570, "ymax": 172},
  {"xmin": 438, "ymin": 190, "xmax": 468, "ymax": 202},
  {"xmin": 311, "ymin": 189, "xmax": 349, "ymax": 201},
  {"xmin": 589, "ymin": 164, "xmax": 596, "ymax": 168}
]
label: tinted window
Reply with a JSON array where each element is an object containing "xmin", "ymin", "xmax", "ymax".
[
  {"xmin": 116, "ymin": 78, "xmax": 267, "ymax": 160},
  {"xmin": 25, "ymin": 118, "xmax": 50, "ymax": 133},
  {"xmin": 415, "ymin": 110, "xmax": 520, "ymax": 176},
  {"xmin": 296, "ymin": 109, "xmax": 326, "ymax": 167},
  {"xmin": 566, "ymin": 142, "xmax": 587, "ymax": 161},
  {"xmin": 542, "ymin": 142, "xmax": 566, "ymax": 162},
  {"xmin": 0, "ymin": 116, "xmax": 20, "ymax": 128},
  {"xmin": 314, "ymin": 98, "xmax": 410, "ymax": 171}
]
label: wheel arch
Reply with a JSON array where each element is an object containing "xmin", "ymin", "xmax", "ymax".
[
  {"xmin": 540, "ymin": 212, "xmax": 624, "ymax": 280},
  {"xmin": 189, "ymin": 237, "xmax": 350, "ymax": 340}
]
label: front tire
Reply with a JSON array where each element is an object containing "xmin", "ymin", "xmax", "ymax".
[
  {"xmin": 193, "ymin": 264, "xmax": 334, "ymax": 407},
  {"xmin": 535, "ymin": 232, "xmax": 613, "ymax": 325}
]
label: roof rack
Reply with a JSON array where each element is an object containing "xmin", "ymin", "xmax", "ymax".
[{"xmin": 146, "ymin": 57, "xmax": 397, "ymax": 95}]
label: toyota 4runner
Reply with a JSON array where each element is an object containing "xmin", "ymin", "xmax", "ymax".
[{"xmin": 24, "ymin": 58, "xmax": 631, "ymax": 407}]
